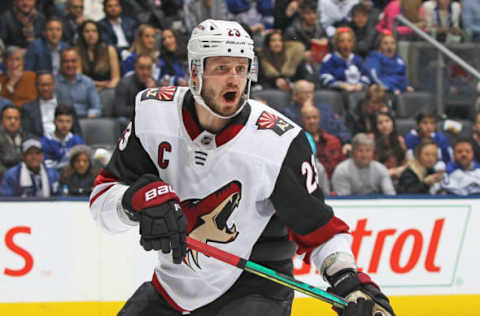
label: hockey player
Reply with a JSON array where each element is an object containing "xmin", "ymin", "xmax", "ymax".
[{"xmin": 89, "ymin": 19, "xmax": 395, "ymax": 316}]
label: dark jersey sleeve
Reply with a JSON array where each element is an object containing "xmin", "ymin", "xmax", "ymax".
[
  {"xmin": 104, "ymin": 116, "xmax": 159, "ymax": 185},
  {"xmin": 270, "ymin": 131, "xmax": 349, "ymax": 261}
]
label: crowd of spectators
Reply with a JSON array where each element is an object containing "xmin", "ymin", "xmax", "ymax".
[{"xmin": 0, "ymin": 0, "xmax": 478, "ymax": 198}]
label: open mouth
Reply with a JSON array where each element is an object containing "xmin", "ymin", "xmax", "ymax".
[{"xmin": 223, "ymin": 91, "xmax": 237, "ymax": 103}]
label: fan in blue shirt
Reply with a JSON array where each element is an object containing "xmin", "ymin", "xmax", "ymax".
[
  {"xmin": 365, "ymin": 32, "xmax": 414, "ymax": 94},
  {"xmin": 41, "ymin": 105, "xmax": 86, "ymax": 171},
  {"xmin": 317, "ymin": 27, "xmax": 371, "ymax": 91}
]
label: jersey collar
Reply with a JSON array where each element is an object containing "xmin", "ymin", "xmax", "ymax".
[{"xmin": 181, "ymin": 90, "xmax": 251, "ymax": 147}]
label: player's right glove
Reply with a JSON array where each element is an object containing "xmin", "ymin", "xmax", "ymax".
[
  {"xmin": 340, "ymin": 298, "xmax": 374, "ymax": 316},
  {"xmin": 122, "ymin": 174, "xmax": 188, "ymax": 264}
]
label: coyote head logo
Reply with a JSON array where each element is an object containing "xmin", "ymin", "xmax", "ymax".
[{"xmin": 181, "ymin": 181, "xmax": 241, "ymax": 269}]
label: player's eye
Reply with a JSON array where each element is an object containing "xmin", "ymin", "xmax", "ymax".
[{"xmin": 236, "ymin": 65, "xmax": 247, "ymax": 74}]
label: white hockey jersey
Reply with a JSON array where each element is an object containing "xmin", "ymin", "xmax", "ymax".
[{"xmin": 89, "ymin": 87, "xmax": 351, "ymax": 311}]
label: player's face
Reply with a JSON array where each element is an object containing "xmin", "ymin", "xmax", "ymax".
[
  {"xmin": 419, "ymin": 144, "xmax": 438, "ymax": 169},
  {"xmin": 376, "ymin": 113, "xmax": 393, "ymax": 135},
  {"xmin": 454, "ymin": 143, "xmax": 474, "ymax": 169},
  {"xmin": 2, "ymin": 108, "xmax": 21, "ymax": 134},
  {"xmin": 45, "ymin": 21, "xmax": 63, "ymax": 46},
  {"xmin": 352, "ymin": 144, "xmax": 373, "ymax": 167},
  {"xmin": 380, "ymin": 36, "xmax": 396, "ymax": 58},
  {"xmin": 55, "ymin": 114, "xmax": 73, "ymax": 138},
  {"xmin": 24, "ymin": 148, "xmax": 43, "ymax": 172},
  {"xmin": 82, "ymin": 22, "xmax": 99, "ymax": 47},
  {"xmin": 269, "ymin": 33, "xmax": 283, "ymax": 53},
  {"xmin": 201, "ymin": 56, "xmax": 249, "ymax": 117},
  {"xmin": 301, "ymin": 107, "xmax": 320, "ymax": 134},
  {"xmin": 336, "ymin": 32, "xmax": 354, "ymax": 59},
  {"xmin": 418, "ymin": 118, "xmax": 436, "ymax": 137},
  {"xmin": 73, "ymin": 153, "xmax": 90, "ymax": 175}
]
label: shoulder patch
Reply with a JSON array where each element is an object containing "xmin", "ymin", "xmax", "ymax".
[
  {"xmin": 256, "ymin": 111, "xmax": 294, "ymax": 136},
  {"xmin": 140, "ymin": 86, "xmax": 177, "ymax": 101}
]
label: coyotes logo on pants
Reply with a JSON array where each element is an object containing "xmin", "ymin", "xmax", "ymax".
[{"xmin": 182, "ymin": 181, "xmax": 241, "ymax": 269}]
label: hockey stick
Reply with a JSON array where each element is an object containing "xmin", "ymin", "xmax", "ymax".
[{"xmin": 185, "ymin": 236, "xmax": 348, "ymax": 309}]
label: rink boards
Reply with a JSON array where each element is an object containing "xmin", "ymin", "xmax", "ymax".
[{"xmin": 1, "ymin": 198, "xmax": 480, "ymax": 315}]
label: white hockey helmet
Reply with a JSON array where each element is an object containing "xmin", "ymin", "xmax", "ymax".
[{"xmin": 187, "ymin": 19, "xmax": 257, "ymax": 119}]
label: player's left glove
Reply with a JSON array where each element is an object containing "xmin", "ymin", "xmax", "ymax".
[
  {"xmin": 327, "ymin": 269, "xmax": 395, "ymax": 316},
  {"xmin": 340, "ymin": 298, "xmax": 374, "ymax": 316}
]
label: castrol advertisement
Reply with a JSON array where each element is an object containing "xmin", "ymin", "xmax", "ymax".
[
  {"xmin": 0, "ymin": 198, "xmax": 478, "ymax": 306},
  {"xmin": 293, "ymin": 200, "xmax": 473, "ymax": 297}
]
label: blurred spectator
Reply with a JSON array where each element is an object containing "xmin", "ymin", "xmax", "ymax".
[
  {"xmin": 423, "ymin": 0, "xmax": 462, "ymax": 43},
  {"xmin": 55, "ymin": 47, "xmax": 102, "ymax": 118},
  {"xmin": 114, "ymin": 54, "xmax": 158, "ymax": 129},
  {"xmin": 41, "ymin": 104, "xmax": 85, "ymax": 170},
  {"xmin": 0, "ymin": 105, "xmax": 29, "ymax": 180},
  {"xmin": 462, "ymin": 0, "xmax": 480, "ymax": 42},
  {"xmin": 121, "ymin": 24, "xmax": 160, "ymax": 78},
  {"xmin": 317, "ymin": 0, "xmax": 359, "ymax": 38},
  {"xmin": 84, "ymin": 0, "xmax": 105, "ymax": 21},
  {"xmin": 349, "ymin": 3, "xmax": 378, "ymax": 59},
  {"xmin": 36, "ymin": 0, "xmax": 57, "ymax": 18},
  {"xmin": 346, "ymin": 84, "xmax": 389, "ymax": 135},
  {"xmin": 120, "ymin": 0, "xmax": 182, "ymax": 30},
  {"xmin": 24, "ymin": 17, "xmax": 68, "ymax": 76},
  {"xmin": 76, "ymin": 20, "xmax": 120, "ymax": 91},
  {"xmin": 397, "ymin": 138, "xmax": 443, "ymax": 194},
  {"xmin": 365, "ymin": 32, "xmax": 414, "ymax": 95},
  {"xmin": 0, "ymin": 97, "xmax": 13, "ymax": 111},
  {"xmin": 0, "ymin": 47, "xmax": 37, "ymax": 107},
  {"xmin": 0, "ymin": 0, "xmax": 47, "ymax": 49},
  {"xmin": 273, "ymin": 0, "xmax": 301, "ymax": 30},
  {"xmin": 440, "ymin": 137, "xmax": 480, "ymax": 195},
  {"xmin": 98, "ymin": 0, "xmax": 137, "ymax": 60},
  {"xmin": 283, "ymin": 80, "xmax": 352, "ymax": 145},
  {"xmin": 184, "ymin": 0, "xmax": 231, "ymax": 33},
  {"xmin": 158, "ymin": 29, "xmax": 188, "ymax": 87},
  {"xmin": 61, "ymin": 0, "xmax": 85, "ymax": 45},
  {"xmin": 257, "ymin": 30, "xmax": 309, "ymax": 91},
  {"xmin": 405, "ymin": 111, "xmax": 453, "ymax": 164},
  {"xmin": 225, "ymin": 0, "xmax": 275, "ymax": 35},
  {"xmin": 22, "ymin": 71, "xmax": 82, "ymax": 138},
  {"xmin": 60, "ymin": 144, "xmax": 98, "ymax": 196},
  {"xmin": 376, "ymin": 0, "xmax": 426, "ymax": 40},
  {"xmin": 301, "ymin": 104, "xmax": 346, "ymax": 179},
  {"xmin": 471, "ymin": 112, "xmax": 480, "ymax": 162},
  {"xmin": 332, "ymin": 133, "xmax": 395, "ymax": 195},
  {"xmin": 0, "ymin": 137, "xmax": 59, "ymax": 197},
  {"xmin": 372, "ymin": 110, "xmax": 406, "ymax": 179},
  {"xmin": 284, "ymin": 0, "xmax": 328, "ymax": 66},
  {"xmin": 317, "ymin": 27, "xmax": 370, "ymax": 91}
]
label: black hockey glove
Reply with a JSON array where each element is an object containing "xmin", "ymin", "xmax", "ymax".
[
  {"xmin": 122, "ymin": 174, "xmax": 187, "ymax": 264},
  {"xmin": 327, "ymin": 269, "xmax": 395, "ymax": 316},
  {"xmin": 341, "ymin": 298, "xmax": 374, "ymax": 316}
]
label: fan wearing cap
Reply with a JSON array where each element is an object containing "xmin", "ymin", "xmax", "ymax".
[
  {"xmin": 0, "ymin": 137, "xmax": 59, "ymax": 197},
  {"xmin": 89, "ymin": 19, "xmax": 395, "ymax": 316}
]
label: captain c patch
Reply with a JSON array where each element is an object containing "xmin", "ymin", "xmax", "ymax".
[{"xmin": 256, "ymin": 111, "xmax": 294, "ymax": 136}]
